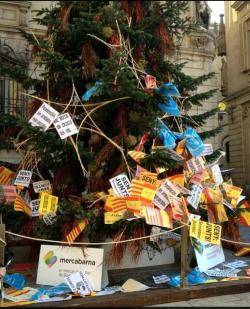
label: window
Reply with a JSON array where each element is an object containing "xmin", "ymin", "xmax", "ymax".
[
  {"xmin": 0, "ymin": 76, "xmax": 27, "ymax": 118},
  {"xmin": 240, "ymin": 17, "xmax": 250, "ymax": 72}
]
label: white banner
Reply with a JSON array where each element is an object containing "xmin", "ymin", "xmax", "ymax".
[{"xmin": 36, "ymin": 245, "xmax": 108, "ymax": 291}]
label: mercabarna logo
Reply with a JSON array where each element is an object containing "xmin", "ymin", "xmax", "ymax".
[{"xmin": 43, "ymin": 250, "xmax": 57, "ymax": 267}]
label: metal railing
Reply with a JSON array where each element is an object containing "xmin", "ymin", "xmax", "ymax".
[{"xmin": 0, "ymin": 77, "xmax": 28, "ymax": 118}]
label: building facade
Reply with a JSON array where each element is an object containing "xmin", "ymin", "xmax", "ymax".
[{"xmin": 222, "ymin": 1, "xmax": 250, "ymax": 195}]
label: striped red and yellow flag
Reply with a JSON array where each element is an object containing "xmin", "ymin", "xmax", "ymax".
[
  {"xmin": 124, "ymin": 196, "xmax": 141, "ymax": 214},
  {"xmin": 14, "ymin": 194, "xmax": 31, "ymax": 217},
  {"xmin": 2, "ymin": 185, "xmax": 16, "ymax": 202},
  {"xmin": 128, "ymin": 151, "xmax": 146, "ymax": 163},
  {"xmin": 104, "ymin": 196, "xmax": 127, "ymax": 213},
  {"xmin": 65, "ymin": 219, "xmax": 88, "ymax": 244},
  {"xmin": 141, "ymin": 206, "xmax": 172, "ymax": 228},
  {"xmin": 168, "ymin": 174, "xmax": 185, "ymax": 187},
  {"xmin": 0, "ymin": 166, "xmax": 15, "ymax": 185},
  {"xmin": 130, "ymin": 179, "xmax": 157, "ymax": 206}
]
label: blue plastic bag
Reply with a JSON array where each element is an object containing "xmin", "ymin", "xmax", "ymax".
[
  {"xmin": 30, "ymin": 283, "xmax": 71, "ymax": 301},
  {"xmin": 82, "ymin": 81, "xmax": 102, "ymax": 101},
  {"xmin": 159, "ymin": 96, "xmax": 180, "ymax": 116},
  {"xmin": 157, "ymin": 119, "xmax": 177, "ymax": 149},
  {"xmin": 3, "ymin": 273, "xmax": 25, "ymax": 290},
  {"xmin": 158, "ymin": 82, "xmax": 180, "ymax": 97},
  {"xmin": 184, "ymin": 127, "xmax": 204, "ymax": 157},
  {"xmin": 157, "ymin": 83, "xmax": 181, "ymax": 116}
]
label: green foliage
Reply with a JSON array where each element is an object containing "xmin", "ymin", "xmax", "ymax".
[{"xmin": 0, "ymin": 1, "xmax": 222, "ymax": 244}]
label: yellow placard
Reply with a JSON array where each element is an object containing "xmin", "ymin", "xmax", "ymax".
[
  {"xmin": 141, "ymin": 187, "xmax": 156, "ymax": 201},
  {"xmin": 39, "ymin": 192, "xmax": 58, "ymax": 215},
  {"xmin": 140, "ymin": 172, "xmax": 158, "ymax": 186},
  {"xmin": 189, "ymin": 219, "xmax": 222, "ymax": 245},
  {"xmin": 104, "ymin": 212, "xmax": 124, "ymax": 224}
]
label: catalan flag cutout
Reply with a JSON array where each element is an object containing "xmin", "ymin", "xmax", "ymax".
[
  {"xmin": 128, "ymin": 151, "xmax": 146, "ymax": 163},
  {"xmin": 65, "ymin": 219, "xmax": 88, "ymax": 244},
  {"xmin": 104, "ymin": 196, "xmax": 127, "ymax": 213},
  {"xmin": 14, "ymin": 194, "xmax": 31, "ymax": 217},
  {"xmin": 2, "ymin": 185, "xmax": 16, "ymax": 203},
  {"xmin": 130, "ymin": 179, "xmax": 157, "ymax": 206},
  {"xmin": 0, "ymin": 166, "xmax": 15, "ymax": 185},
  {"xmin": 141, "ymin": 206, "xmax": 173, "ymax": 228}
]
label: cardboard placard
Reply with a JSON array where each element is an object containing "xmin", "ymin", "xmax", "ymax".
[
  {"xmin": 104, "ymin": 212, "xmax": 124, "ymax": 224},
  {"xmin": 153, "ymin": 188, "xmax": 170, "ymax": 210},
  {"xmin": 190, "ymin": 219, "xmax": 222, "ymax": 245},
  {"xmin": 36, "ymin": 245, "xmax": 108, "ymax": 291},
  {"xmin": 109, "ymin": 173, "xmax": 131, "ymax": 197},
  {"xmin": 33, "ymin": 180, "xmax": 52, "ymax": 193},
  {"xmin": 54, "ymin": 113, "xmax": 78, "ymax": 139},
  {"xmin": 193, "ymin": 239, "xmax": 225, "ymax": 271},
  {"xmin": 29, "ymin": 102, "xmax": 59, "ymax": 131},
  {"xmin": 187, "ymin": 184, "xmax": 203, "ymax": 209},
  {"xmin": 14, "ymin": 170, "xmax": 32, "ymax": 187},
  {"xmin": 29, "ymin": 199, "xmax": 40, "ymax": 217},
  {"xmin": 38, "ymin": 192, "xmax": 58, "ymax": 215},
  {"xmin": 64, "ymin": 271, "xmax": 93, "ymax": 296}
]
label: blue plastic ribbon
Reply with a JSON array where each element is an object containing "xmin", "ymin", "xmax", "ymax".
[
  {"xmin": 184, "ymin": 127, "xmax": 204, "ymax": 157},
  {"xmin": 82, "ymin": 81, "xmax": 102, "ymax": 101},
  {"xmin": 157, "ymin": 83, "xmax": 181, "ymax": 116}
]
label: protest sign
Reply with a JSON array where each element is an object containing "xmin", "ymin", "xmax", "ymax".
[
  {"xmin": 211, "ymin": 164, "xmax": 223, "ymax": 185},
  {"xmin": 64, "ymin": 271, "xmax": 93, "ymax": 296},
  {"xmin": 33, "ymin": 180, "xmax": 52, "ymax": 194},
  {"xmin": 104, "ymin": 212, "xmax": 124, "ymax": 224},
  {"xmin": 54, "ymin": 113, "xmax": 78, "ymax": 139},
  {"xmin": 29, "ymin": 199, "xmax": 40, "ymax": 217},
  {"xmin": 38, "ymin": 192, "xmax": 58, "ymax": 215},
  {"xmin": 29, "ymin": 102, "xmax": 59, "ymax": 131},
  {"xmin": 187, "ymin": 184, "xmax": 203, "ymax": 209},
  {"xmin": 204, "ymin": 269, "xmax": 240, "ymax": 278},
  {"xmin": 186, "ymin": 157, "xmax": 205, "ymax": 174},
  {"xmin": 109, "ymin": 174, "xmax": 131, "ymax": 197},
  {"xmin": 202, "ymin": 144, "xmax": 213, "ymax": 156},
  {"xmin": 190, "ymin": 219, "xmax": 222, "ymax": 245},
  {"xmin": 14, "ymin": 170, "xmax": 32, "ymax": 187}
]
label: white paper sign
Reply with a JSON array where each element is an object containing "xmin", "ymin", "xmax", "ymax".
[
  {"xmin": 187, "ymin": 184, "xmax": 203, "ymax": 209},
  {"xmin": 54, "ymin": 113, "xmax": 78, "ymax": 139},
  {"xmin": 152, "ymin": 275, "xmax": 170, "ymax": 284},
  {"xmin": 30, "ymin": 199, "xmax": 40, "ymax": 217},
  {"xmin": 161, "ymin": 231, "xmax": 181, "ymax": 241},
  {"xmin": 204, "ymin": 269, "xmax": 240, "ymax": 278},
  {"xmin": 211, "ymin": 164, "xmax": 223, "ymax": 185},
  {"xmin": 153, "ymin": 187, "xmax": 169, "ymax": 210},
  {"xmin": 43, "ymin": 212, "xmax": 57, "ymax": 225},
  {"xmin": 14, "ymin": 170, "xmax": 32, "ymax": 187},
  {"xmin": 64, "ymin": 271, "xmax": 93, "ymax": 296},
  {"xmin": 193, "ymin": 240, "xmax": 225, "ymax": 272},
  {"xmin": 29, "ymin": 103, "xmax": 59, "ymax": 131},
  {"xmin": 202, "ymin": 144, "xmax": 213, "ymax": 156},
  {"xmin": 109, "ymin": 173, "xmax": 131, "ymax": 197},
  {"xmin": 222, "ymin": 260, "xmax": 248, "ymax": 269},
  {"xmin": 33, "ymin": 180, "xmax": 52, "ymax": 193},
  {"xmin": 36, "ymin": 245, "xmax": 107, "ymax": 291}
]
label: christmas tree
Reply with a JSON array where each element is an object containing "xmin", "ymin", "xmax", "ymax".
[{"xmin": 0, "ymin": 1, "xmax": 245, "ymax": 266}]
